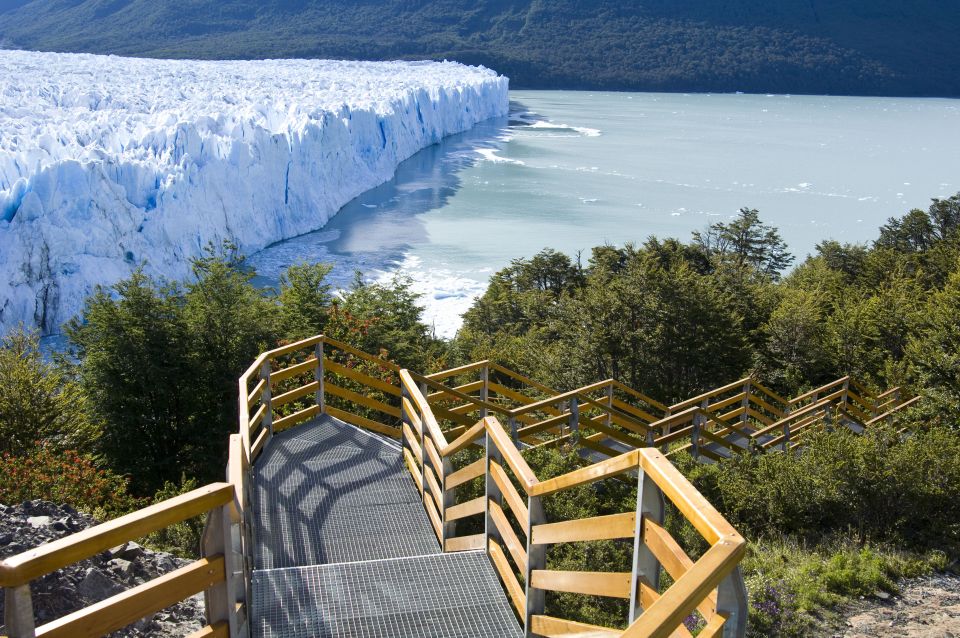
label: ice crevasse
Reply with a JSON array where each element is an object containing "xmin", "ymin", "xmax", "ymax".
[{"xmin": 0, "ymin": 50, "xmax": 509, "ymax": 334}]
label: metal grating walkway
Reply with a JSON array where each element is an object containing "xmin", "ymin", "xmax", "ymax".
[
  {"xmin": 250, "ymin": 415, "xmax": 522, "ymax": 638},
  {"xmin": 253, "ymin": 415, "xmax": 440, "ymax": 569},
  {"xmin": 252, "ymin": 552, "xmax": 522, "ymax": 638}
]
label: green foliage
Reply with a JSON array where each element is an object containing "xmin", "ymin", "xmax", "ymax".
[
  {"xmin": 0, "ymin": 445, "xmax": 142, "ymax": 519},
  {"xmin": 0, "ymin": 328, "xmax": 100, "ymax": 456},
  {"xmin": 683, "ymin": 425, "xmax": 960, "ymax": 552},
  {"xmin": 144, "ymin": 475, "xmax": 205, "ymax": 558},
  {"xmin": 68, "ymin": 243, "xmax": 277, "ymax": 494},
  {"xmin": 691, "ymin": 207, "xmax": 794, "ymax": 280},
  {"xmin": 2, "ymin": 0, "xmax": 959, "ymax": 96},
  {"xmin": 743, "ymin": 540, "xmax": 947, "ymax": 637},
  {"xmin": 278, "ymin": 261, "xmax": 333, "ymax": 339}
]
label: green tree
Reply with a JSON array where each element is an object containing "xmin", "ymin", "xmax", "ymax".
[
  {"xmin": 0, "ymin": 328, "xmax": 100, "ymax": 456},
  {"xmin": 278, "ymin": 261, "xmax": 334, "ymax": 339},
  {"xmin": 692, "ymin": 207, "xmax": 794, "ymax": 279}
]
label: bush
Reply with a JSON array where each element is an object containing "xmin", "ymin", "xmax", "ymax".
[
  {"xmin": 144, "ymin": 476, "xmax": 205, "ymax": 558},
  {"xmin": 0, "ymin": 328, "xmax": 100, "ymax": 456},
  {"xmin": 684, "ymin": 425, "xmax": 960, "ymax": 554},
  {"xmin": 0, "ymin": 445, "xmax": 142, "ymax": 519}
]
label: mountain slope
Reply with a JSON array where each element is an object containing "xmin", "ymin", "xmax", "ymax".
[{"xmin": 1, "ymin": 0, "xmax": 958, "ymax": 96}]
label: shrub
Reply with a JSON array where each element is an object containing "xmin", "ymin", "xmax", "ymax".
[
  {"xmin": 0, "ymin": 328, "xmax": 100, "ymax": 456},
  {"xmin": 0, "ymin": 445, "xmax": 142, "ymax": 519}
]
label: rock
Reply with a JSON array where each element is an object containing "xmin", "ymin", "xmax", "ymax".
[
  {"xmin": 78, "ymin": 568, "xmax": 124, "ymax": 602},
  {"xmin": 0, "ymin": 500, "xmax": 205, "ymax": 637}
]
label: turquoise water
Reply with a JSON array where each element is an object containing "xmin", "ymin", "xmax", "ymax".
[{"xmin": 249, "ymin": 90, "xmax": 960, "ymax": 337}]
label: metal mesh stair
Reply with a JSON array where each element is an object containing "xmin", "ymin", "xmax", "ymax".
[{"xmin": 249, "ymin": 415, "xmax": 522, "ymax": 638}]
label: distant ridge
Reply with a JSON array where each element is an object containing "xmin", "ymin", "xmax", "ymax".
[{"xmin": 1, "ymin": 0, "xmax": 958, "ymax": 97}]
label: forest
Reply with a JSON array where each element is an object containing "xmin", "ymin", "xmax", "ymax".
[
  {"xmin": 1, "ymin": 193, "xmax": 959, "ymax": 635},
  {"xmin": 1, "ymin": 0, "xmax": 959, "ymax": 96}
]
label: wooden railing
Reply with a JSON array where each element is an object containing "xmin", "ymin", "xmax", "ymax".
[
  {"xmin": 399, "ymin": 371, "xmax": 749, "ymax": 638},
  {"xmin": 2, "ymin": 334, "xmax": 919, "ymax": 638},
  {"xmin": 0, "ymin": 484, "xmax": 245, "ymax": 638}
]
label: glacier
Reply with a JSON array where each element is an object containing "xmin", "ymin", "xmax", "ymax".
[{"xmin": 0, "ymin": 50, "xmax": 509, "ymax": 334}]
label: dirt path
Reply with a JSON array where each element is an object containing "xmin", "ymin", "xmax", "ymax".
[{"xmin": 840, "ymin": 574, "xmax": 960, "ymax": 637}]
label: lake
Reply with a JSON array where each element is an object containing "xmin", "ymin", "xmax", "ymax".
[{"xmin": 248, "ymin": 90, "xmax": 960, "ymax": 337}]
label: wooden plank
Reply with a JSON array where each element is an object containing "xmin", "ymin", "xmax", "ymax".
[
  {"xmin": 489, "ymin": 362, "xmax": 558, "ymax": 395},
  {"xmin": 744, "ymin": 407, "xmax": 773, "ymax": 426},
  {"xmin": 529, "ymin": 615, "xmax": 620, "ymax": 638},
  {"xmin": 750, "ymin": 380, "xmax": 788, "ymax": 406},
  {"xmin": 517, "ymin": 412, "xmax": 570, "ymax": 438},
  {"xmin": 324, "ymin": 359, "xmax": 402, "ymax": 397},
  {"xmin": 326, "ymin": 406, "xmax": 400, "ymax": 439},
  {"xmin": 272, "ymin": 404, "xmax": 320, "ymax": 432},
  {"xmin": 251, "ymin": 426, "xmax": 268, "ymax": 462},
  {"xmin": 446, "ymin": 458, "xmax": 486, "ymax": 489},
  {"xmin": 532, "ymin": 512, "xmax": 636, "ymax": 545},
  {"xmin": 325, "ymin": 382, "xmax": 400, "ymax": 418},
  {"xmin": 611, "ymin": 379, "xmax": 669, "ymax": 412},
  {"xmin": 270, "ymin": 356, "xmax": 317, "ymax": 385},
  {"xmin": 1, "ymin": 485, "xmax": 232, "ymax": 587},
  {"xmin": 530, "ymin": 570, "xmax": 632, "ymax": 599},
  {"xmin": 442, "ymin": 420, "xmax": 485, "ymax": 457},
  {"xmin": 488, "ymin": 538, "xmax": 526, "ymax": 618},
  {"xmin": 402, "ymin": 422, "xmax": 423, "ymax": 461},
  {"xmin": 262, "ymin": 335, "xmax": 323, "ymax": 359},
  {"xmin": 578, "ymin": 434, "xmax": 623, "ymax": 461},
  {"xmin": 428, "ymin": 380, "xmax": 485, "ymax": 401},
  {"xmin": 531, "ymin": 450, "xmax": 639, "ymax": 498},
  {"xmin": 272, "ymin": 380, "xmax": 319, "ymax": 408},
  {"xmin": 490, "ymin": 461, "xmax": 529, "ymax": 528},
  {"xmin": 581, "ymin": 418, "xmax": 647, "ymax": 448},
  {"xmin": 696, "ymin": 613, "xmax": 729, "ymax": 638},
  {"xmin": 707, "ymin": 392, "xmax": 747, "ymax": 413},
  {"xmin": 403, "ymin": 448, "xmax": 423, "ymax": 493},
  {"xmin": 401, "ymin": 397, "xmax": 423, "ymax": 435},
  {"xmin": 424, "ymin": 434, "xmax": 445, "ymax": 479},
  {"xmin": 185, "ymin": 623, "xmax": 229, "ymax": 638},
  {"xmin": 621, "ymin": 542, "xmax": 744, "ymax": 638},
  {"xmin": 322, "ymin": 336, "xmax": 400, "ymax": 371},
  {"xmin": 865, "ymin": 395, "xmax": 921, "ymax": 426},
  {"xmin": 444, "ymin": 533, "xmax": 485, "ymax": 552},
  {"xmin": 424, "ymin": 465, "xmax": 445, "ymax": 519},
  {"xmin": 446, "ymin": 495, "xmax": 485, "ymax": 521},
  {"xmin": 643, "ymin": 518, "xmax": 717, "ymax": 621},
  {"xmin": 35, "ymin": 556, "xmax": 225, "ymax": 638},
  {"xmin": 247, "ymin": 378, "xmax": 266, "ymax": 410},
  {"xmin": 426, "ymin": 360, "xmax": 489, "ymax": 381},
  {"xmin": 486, "ymin": 417, "xmax": 539, "ymax": 491},
  {"xmin": 489, "ymin": 500, "xmax": 528, "ymax": 573},
  {"xmin": 638, "ymin": 449, "xmax": 741, "ymax": 546},
  {"xmin": 790, "ymin": 377, "xmax": 849, "ymax": 405},
  {"xmin": 448, "ymin": 402, "xmax": 484, "ymax": 416},
  {"xmin": 249, "ymin": 404, "xmax": 266, "ymax": 431},
  {"xmin": 670, "ymin": 378, "xmax": 751, "ymax": 413},
  {"xmin": 423, "ymin": 492, "xmax": 443, "ymax": 542},
  {"xmin": 749, "ymin": 394, "xmax": 785, "ymax": 418},
  {"xmin": 612, "ymin": 398, "xmax": 660, "ymax": 425},
  {"xmin": 431, "ymin": 404, "xmax": 477, "ymax": 428}
]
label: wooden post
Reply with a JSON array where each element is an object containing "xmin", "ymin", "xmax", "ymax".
[
  {"xmin": 4, "ymin": 585, "xmax": 36, "ymax": 638},
  {"xmin": 824, "ymin": 403, "xmax": 834, "ymax": 433},
  {"xmin": 314, "ymin": 342, "xmax": 325, "ymax": 415},
  {"xmin": 484, "ymin": 436, "xmax": 504, "ymax": 548},
  {"xmin": 781, "ymin": 421, "xmax": 791, "ymax": 453},
  {"xmin": 441, "ymin": 455, "xmax": 456, "ymax": 547},
  {"xmin": 480, "ymin": 365, "xmax": 489, "ymax": 420},
  {"xmin": 605, "ymin": 384, "xmax": 614, "ymax": 428},
  {"xmin": 259, "ymin": 361, "xmax": 273, "ymax": 439},
  {"xmin": 201, "ymin": 506, "xmax": 241, "ymax": 638},
  {"xmin": 523, "ymin": 496, "xmax": 546, "ymax": 637},
  {"xmin": 568, "ymin": 396, "xmax": 579, "ymax": 443},
  {"xmin": 629, "ymin": 471, "xmax": 665, "ymax": 622},
  {"xmin": 740, "ymin": 380, "xmax": 752, "ymax": 429},
  {"xmin": 715, "ymin": 566, "xmax": 749, "ymax": 637}
]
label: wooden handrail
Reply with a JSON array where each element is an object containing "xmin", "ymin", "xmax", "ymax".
[
  {"xmin": 865, "ymin": 395, "xmax": 921, "ymax": 426},
  {"xmin": 789, "ymin": 376, "xmax": 850, "ymax": 405},
  {"xmin": 0, "ymin": 483, "xmax": 233, "ymax": 588},
  {"xmin": 669, "ymin": 377, "xmax": 752, "ymax": 412}
]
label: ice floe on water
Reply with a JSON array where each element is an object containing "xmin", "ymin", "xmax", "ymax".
[{"xmin": 0, "ymin": 50, "xmax": 508, "ymax": 333}]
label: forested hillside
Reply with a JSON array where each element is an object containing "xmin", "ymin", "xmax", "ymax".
[{"xmin": 1, "ymin": 0, "xmax": 958, "ymax": 96}]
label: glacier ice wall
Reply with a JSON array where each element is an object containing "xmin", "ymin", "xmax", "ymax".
[{"xmin": 0, "ymin": 51, "xmax": 509, "ymax": 333}]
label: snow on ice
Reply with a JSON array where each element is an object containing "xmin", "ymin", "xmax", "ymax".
[{"xmin": 0, "ymin": 50, "xmax": 509, "ymax": 333}]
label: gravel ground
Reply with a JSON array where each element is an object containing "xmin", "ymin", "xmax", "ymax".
[
  {"xmin": 0, "ymin": 500, "xmax": 205, "ymax": 637},
  {"xmin": 839, "ymin": 573, "xmax": 960, "ymax": 637}
]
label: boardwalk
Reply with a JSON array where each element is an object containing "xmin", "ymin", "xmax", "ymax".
[{"xmin": 249, "ymin": 415, "xmax": 523, "ymax": 638}]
